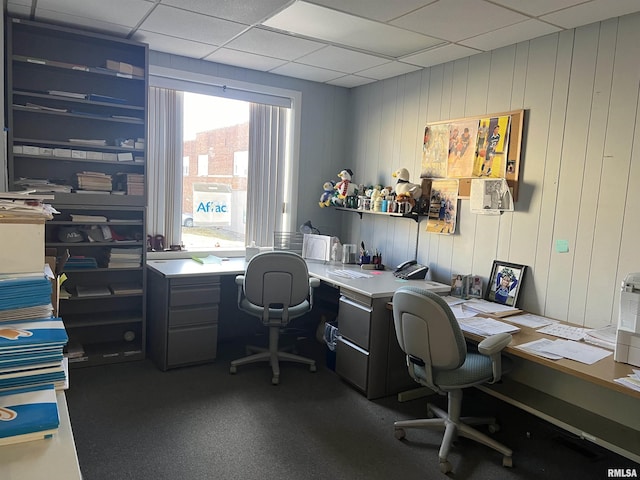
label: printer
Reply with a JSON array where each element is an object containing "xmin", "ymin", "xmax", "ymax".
[{"xmin": 614, "ymin": 273, "xmax": 640, "ymax": 367}]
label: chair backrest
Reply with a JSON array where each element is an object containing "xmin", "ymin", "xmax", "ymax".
[
  {"xmin": 243, "ymin": 251, "xmax": 310, "ymax": 309},
  {"xmin": 392, "ymin": 286, "xmax": 467, "ymax": 386}
]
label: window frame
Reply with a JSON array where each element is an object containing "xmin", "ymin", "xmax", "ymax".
[{"xmin": 148, "ymin": 66, "xmax": 302, "ymax": 256}]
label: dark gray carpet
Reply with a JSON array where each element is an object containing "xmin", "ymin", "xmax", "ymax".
[{"xmin": 66, "ymin": 338, "xmax": 638, "ymax": 480}]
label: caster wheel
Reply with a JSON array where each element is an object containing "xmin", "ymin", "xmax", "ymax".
[
  {"xmin": 488, "ymin": 423, "xmax": 500, "ymax": 434},
  {"xmin": 229, "ymin": 366, "xmax": 237, "ymax": 374},
  {"xmin": 503, "ymin": 456, "xmax": 513, "ymax": 468},
  {"xmin": 310, "ymin": 364, "xmax": 317, "ymax": 373},
  {"xmin": 272, "ymin": 376, "xmax": 279, "ymax": 385},
  {"xmin": 439, "ymin": 461, "xmax": 452, "ymax": 474},
  {"xmin": 394, "ymin": 428, "xmax": 406, "ymax": 440}
]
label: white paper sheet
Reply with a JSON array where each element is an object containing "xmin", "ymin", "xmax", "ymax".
[
  {"xmin": 541, "ymin": 339, "xmax": 612, "ymax": 365},
  {"xmin": 507, "ymin": 313, "xmax": 556, "ymax": 329},
  {"xmin": 514, "ymin": 339, "xmax": 563, "ymax": 360},
  {"xmin": 458, "ymin": 317, "xmax": 520, "ymax": 336}
]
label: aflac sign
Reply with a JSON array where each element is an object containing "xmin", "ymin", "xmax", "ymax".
[{"xmin": 192, "ymin": 183, "xmax": 232, "ymax": 226}]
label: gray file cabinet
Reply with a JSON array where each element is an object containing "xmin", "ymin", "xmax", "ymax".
[
  {"xmin": 147, "ymin": 268, "xmax": 220, "ymax": 370},
  {"xmin": 335, "ymin": 288, "xmax": 415, "ymax": 399}
]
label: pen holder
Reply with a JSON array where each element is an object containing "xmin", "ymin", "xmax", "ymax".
[{"xmin": 359, "ymin": 254, "xmax": 371, "ymax": 265}]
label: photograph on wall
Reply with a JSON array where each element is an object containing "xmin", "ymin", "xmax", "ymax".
[
  {"xmin": 469, "ymin": 178, "xmax": 514, "ymax": 215},
  {"xmin": 447, "ymin": 119, "xmax": 478, "ymax": 178},
  {"xmin": 426, "ymin": 179, "xmax": 459, "ymax": 234},
  {"xmin": 485, "ymin": 261, "xmax": 526, "ymax": 307},
  {"xmin": 420, "ymin": 124, "xmax": 449, "ymax": 178},
  {"xmin": 473, "ymin": 115, "xmax": 511, "ymax": 178}
]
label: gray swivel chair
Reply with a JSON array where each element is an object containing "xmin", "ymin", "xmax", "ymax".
[
  {"xmin": 392, "ymin": 286, "xmax": 513, "ymax": 473},
  {"xmin": 229, "ymin": 251, "xmax": 321, "ymax": 385}
]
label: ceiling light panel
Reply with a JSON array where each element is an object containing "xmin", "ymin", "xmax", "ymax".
[{"xmin": 263, "ymin": 1, "xmax": 443, "ymax": 58}]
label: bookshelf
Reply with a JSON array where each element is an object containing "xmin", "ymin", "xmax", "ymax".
[{"xmin": 6, "ymin": 17, "xmax": 149, "ymax": 367}]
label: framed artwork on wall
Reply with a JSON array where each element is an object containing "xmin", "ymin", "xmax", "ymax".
[{"xmin": 485, "ymin": 261, "xmax": 526, "ymax": 307}]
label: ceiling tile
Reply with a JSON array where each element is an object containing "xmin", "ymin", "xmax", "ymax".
[
  {"xmin": 401, "ymin": 43, "xmax": 480, "ymax": 68},
  {"xmin": 37, "ymin": 0, "xmax": 155, "ymax": 28},
  {"xmin": 489, "ymin": 0, "xmax": 586, "ymax": 17},
  {"xmin": 308, "ymin": 0, "xmax": 436, "ymax": 22},
  {"xmin": 540, "ymin": 0, "xmax": 640, "ymax": 29},
  {"xmin": 269, "ymin": 62, "xmax": 344, "ymax": 82},
  {"xmin": 140, "ymin": 4, "xmax": 247, "ymax": 46},
  {"xmin": 391, "ymin": 0, "xmax": 529, "ymax": 42},
  {"xmin": 204, "ymin": 48, "xmax": 288, "ymax": 72},
  {"xmin": 459, "ymin": 19, "xmax": 561, "ymax": 51},
  {"xmin": 356, "ymin": 61, "xmax": 422, "ymax": 80},
  {"xmin": 161, "ymin": 0, "xmax": 291, "ymax": 25},
  {"xmin": 224, "ymin": 28, "xmax": 325, "ymax": 61},
  {"xmin": 327, "ymin": 75, "xmax": 377, "ymax": 88},
  {"xmin": 6, "ymin": 4, "xmax": 32, "ymax": 16},
  {"xmin": 133, "ymin": 30, "xmax": 217, "ymax": 58},
  {"xmin": 295, "ymin": 46, "xmax": 388, "ymax": 74},
  {"xmin": 262, "ymin": 1, "xmax": 443, "ymax": 58},
  {"xmin": 33, "ymin": 9, "xmax": 134, "ymax": 36}
]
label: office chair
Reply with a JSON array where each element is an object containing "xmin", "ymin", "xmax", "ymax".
[
  {"xmin": 391, "ymin": 286, "xmax": 513, "ymax": 473},
  {"xmin": 229, "ymin": 251, "xmax": 321, "ymax": 385}
]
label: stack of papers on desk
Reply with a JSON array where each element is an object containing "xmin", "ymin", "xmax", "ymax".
[
  {"xmin": 329, "ymin": 269, "xmax": 372, "ymax": 279},
  {"xmin": 516, "ymin": 338, "xmax": 612, "ymax": 364},
  {"xmin": 537, "ymin": 323, "xmax": 587, "ymax": 341},
  {"xmin": 506, "ymin": 313, "xmax": 555, "ymax": 329},
  {"xmin": 457, "ymin": 317, "xmax": 520, "ymax": 336},
  {"xmin": 462, "ymin": 298, "xmax": 522, "ymax": 317},
  {"xmin": 0, "ymin": 384, "xmax": 60, "ymax": 446},
  {"xmin": 614, "ymin": 369, "xmax": 640, "ymax": 393}
]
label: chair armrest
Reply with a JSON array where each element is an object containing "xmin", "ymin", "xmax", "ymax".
[
  {"xmin": 478, "ymin": 332, "xmax": 512, "ymax": 355},
  {"xmin": 309, "ymin": 277, "xmax": 321, "ymax": 289},
  {"xmin": 235, "ymin": 275, "xmax": 245, "ymax": 306},
  {"xmin": 478, "ymin": 332, "xmax": 512, "ymax": 384}
]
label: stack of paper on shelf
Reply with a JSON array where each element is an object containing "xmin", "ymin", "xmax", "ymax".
[
  {"xmin": 0, "ymin": 384, "xmax": 60, "ymax": 446},
  {"xmin": 14, "ymin": 178, "xmax": 73, "ymax": 194},
  {"xmin": 108, "ymin": 247, "xmax": 142, "ymax": 269},
  {"xmin": 109, "ymin": 283, "xmax": 143, "ymax": 295},
  {"xmin": 75, "ymin": 171, "xmax": 112, "ymax": 192},
  {"xmin": 115, "ymin": 173, "xmax": 144, "ymax": 196},
  {"xmin": 0, "ymin": 191, "xmax": 57, "ymax": 221},
  {"xmin": 70, "ymin": 214, "xmax": 107, "ymax": 223},
  {"xmin": 64, "ymin": 256, "xmax": 98, "ymax": 269},
  {"xmin": 75, "ymin": 285, "xmax": 111, "ymax": 297}
]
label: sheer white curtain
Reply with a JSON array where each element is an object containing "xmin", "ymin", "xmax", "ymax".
[
  {"xmin": 246, "ymin": 103, "xmax": 291, "ymax": 247},
  {"xmin": 147, "ymin": 87, "xmax": 183, "ymax": 246}
]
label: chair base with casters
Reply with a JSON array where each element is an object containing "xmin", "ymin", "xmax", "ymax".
[
  {"xmin": 394, "ymin": 388, "xmax": 513, "ymax": 473},
  {"xmin": 391, "ymin": 286, "xmax": 514, "ymax": 474},
  {"xmin": 230, "ymin": 324, "xmax": 317, "ymax": 385}
]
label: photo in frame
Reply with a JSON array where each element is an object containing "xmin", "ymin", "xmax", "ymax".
[{"xmin": 485, "ymin": 261, "xmax": 526, "ymax": 307}]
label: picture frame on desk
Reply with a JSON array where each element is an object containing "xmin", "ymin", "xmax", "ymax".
[{"xmin": 485, "ymin": 261, "xmax": 526, "ymax": 307}]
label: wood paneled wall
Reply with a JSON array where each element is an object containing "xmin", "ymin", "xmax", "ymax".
[{"xmin": 344, "ymin": 13, "xmax": 640, "ymax": 328}]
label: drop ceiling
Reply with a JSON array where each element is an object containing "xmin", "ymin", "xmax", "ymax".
[{"xmin": 5, "ymin": 0, "xmax": 640, "ymax": 88}]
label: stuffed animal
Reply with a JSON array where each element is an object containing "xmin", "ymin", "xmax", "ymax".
[
  {"xmin": 335, "ymin": 169, "xmax": 358, "ymax": 198},
  {"xmin": 392, "ymin": 168, "xmax": 423, "ymax": 200},
  {"xmin": 319, "ymin": 180, "xmax": 335, "ymax": 208}
]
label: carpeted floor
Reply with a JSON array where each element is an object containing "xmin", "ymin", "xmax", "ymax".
[{"xmin": 66, "ymin": 337, "xmax": 638, "ymax": 480}]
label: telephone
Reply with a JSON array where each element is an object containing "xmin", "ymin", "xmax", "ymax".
[{"xmin": 393, "ymin": 260, "xmax": 429, "ymax": 280}]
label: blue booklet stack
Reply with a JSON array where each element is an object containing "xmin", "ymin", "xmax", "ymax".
[
  {"xmin": 0, "ymin": 273, "xmax": 68, "ymax": 445},
  {"xmin": 0, "ymin": 384, "xmax": 59, "ymax": 446}
]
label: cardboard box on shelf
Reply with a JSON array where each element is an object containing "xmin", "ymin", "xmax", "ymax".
[
  {"xmin": 0, "ymin": 221, "xmax": 45, "ymax": 274},
  {"xmin": 105, "ymin": 59, "xmax": 144, "ymax": 77}
]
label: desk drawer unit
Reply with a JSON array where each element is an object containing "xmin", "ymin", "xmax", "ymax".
[
  {"xmin": 147, "ymin": 269, "xmax": 221, "ymax": 371},
  {"xmin": 335, "ymin": 291, "xmax": 409, "ymax": 399}
]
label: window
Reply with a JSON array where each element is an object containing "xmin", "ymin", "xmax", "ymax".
[
  {"xmin": 147, "ymin": 73, "xmax": 299, "ymax": 255},
  {"xmin": 183, "ymin": 93, "xmax": 249, "ymax": 249}
]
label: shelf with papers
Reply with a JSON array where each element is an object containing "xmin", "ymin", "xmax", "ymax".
[{"xmin": 13, "ymin": 54, "xmax": 146, "ymax": 81}]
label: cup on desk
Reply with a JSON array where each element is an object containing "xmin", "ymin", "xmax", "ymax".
[{"xmin": 342, "ymin": 244, "xmax": 357, "ymax": 264}]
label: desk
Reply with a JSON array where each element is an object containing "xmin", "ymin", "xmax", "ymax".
[
  {"xmin": 0, "ymin": 392, "xmax": 82, "ymax": 480},
  {"xmin": 464, "ymin": 318, "xmax": 640, "ymax": 463},
  {"xmin": 146, "ymin": 258, "xmax": 450, "ymax": 397}
]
